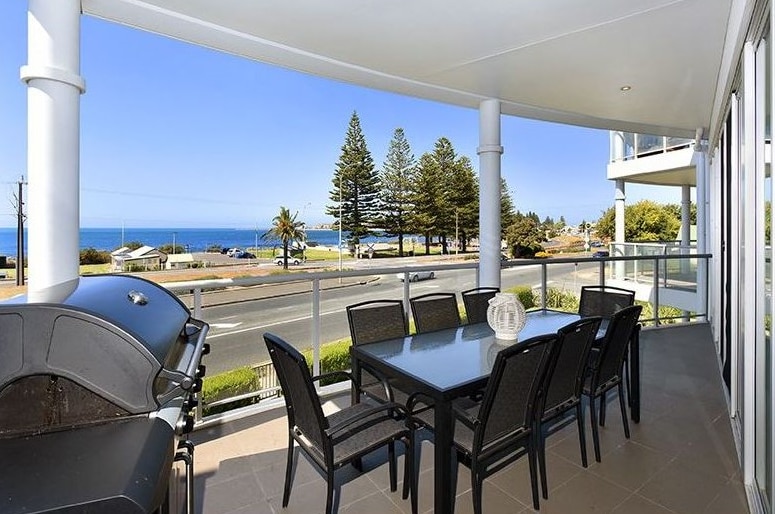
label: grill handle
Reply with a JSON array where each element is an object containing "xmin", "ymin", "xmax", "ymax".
[
  {"xmin": 181, "ymin": 319, "xmax": 209, "ymax": 389},
  {"xmin": 158, "ymin": 319, "xmax": 209, "ymax": 393}
]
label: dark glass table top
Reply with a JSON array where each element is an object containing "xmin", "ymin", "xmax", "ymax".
[{"xmin": 355, "ymin": 309, "xmax": 582, "ymax": 392}]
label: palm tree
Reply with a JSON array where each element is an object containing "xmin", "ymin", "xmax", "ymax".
[{"xmin": 263, "ymin": 206, "xmax": 306, "ymax": 269}]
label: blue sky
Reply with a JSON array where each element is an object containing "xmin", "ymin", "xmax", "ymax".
[{"xmin": 0, "ymin": 3, "xmax": 679, "ymax": 230}]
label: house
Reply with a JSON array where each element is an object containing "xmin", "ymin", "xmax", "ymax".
[{"xmin": 111, "ymin": 245, "xmax": 167, "ymax": 271}]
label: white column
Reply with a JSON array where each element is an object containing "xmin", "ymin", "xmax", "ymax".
[
  {"xmin": 695, "ymin": 147, "xmax": 708, "ymax": 322},
  {"xmin": 681, "ymin": 185, "xmax": 691, "ymax": 246},
  {"xmin": 20, "ymin": 0, "xmax": 85, "ymax": 300},
  {"xmin": 614, "ymin": 180, "xmax": 626, "ymax": 280},
  {"xmin": 610, "ymin": 131, "xmax": 626, "ymax": 162},
  {"xmin": 477, "ymin": 99, "xmax": 503, "ymax": 289},
  {"xmin": 680, "ymin": 184, "xmax": 691, "ymax": 280}
]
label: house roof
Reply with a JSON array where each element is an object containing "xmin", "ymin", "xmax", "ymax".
[{"xmin": 82, "ymin": 0, "xmax": 736, "ymax": 139}]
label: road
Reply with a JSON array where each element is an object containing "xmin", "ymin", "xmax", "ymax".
[{"xmin": 199, "ymin": 261, "xmax": 597, "ymax": 375}]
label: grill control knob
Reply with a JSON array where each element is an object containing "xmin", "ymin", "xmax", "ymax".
[
  {"xmin": 176, "ymin": 414, "xmax": 195, "ymax": 435},
  {"xmin": 202, "ymin": 343, "xmax": 211, "ymax": 355},
  {"xmin": 192, "ymin": 378, "xmax": 203, "ymax": 394},
  {"xmin": 196, "ymin": 364, "xmax": 206, "ymax": 378}
]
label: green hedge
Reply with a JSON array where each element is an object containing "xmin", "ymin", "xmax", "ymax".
[
  {"xmin": 302, "ymin": 339, "xmax": 352, "ymax": 385},
  {"xmin": 201, "ymin": 366, "xmax": 261, "ymax": 415}
]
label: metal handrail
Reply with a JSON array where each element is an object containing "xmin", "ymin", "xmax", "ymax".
[{"xmin": 164, "ymin": 252, "xmax": 711, "ymax": 426}]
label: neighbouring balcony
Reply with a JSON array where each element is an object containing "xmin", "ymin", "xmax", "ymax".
[{"xmin": 189, "ymin": 322, "xmax": 748, "ymax": 513}]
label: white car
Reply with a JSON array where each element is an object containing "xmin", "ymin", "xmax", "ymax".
[
  {"xmin": 396, "ymin": 270, "xmax": 435, "ymax": 282},
  {"xmin": 274, "ymin": 256, "xmax": 301, "ymax": 266}
]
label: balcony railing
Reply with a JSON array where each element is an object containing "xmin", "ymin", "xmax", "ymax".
[
  {"xmin": 163, "ymin": 253, "xmax": 710, "ymax": 426},
  {"xmin": 611, "ymin": 132, "xmax": 694, "ymax": 162}
]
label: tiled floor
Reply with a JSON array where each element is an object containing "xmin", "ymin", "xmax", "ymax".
[{"xmin": 191, "ymin": 323, "xmax": 750, "ymax": 513}]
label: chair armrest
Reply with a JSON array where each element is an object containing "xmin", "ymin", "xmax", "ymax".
[
  {"xmin": 325, "ymin": 402, "xmax": 407, "ymax": 437},
  {"xmin": 312, "ymin": 370, "xmax": 355, "ymax": 385},
  {"xmin": 451, "ymin": 401, "xmax": 480, "ymax": 430},
  {"xmin": 356, "ymin": 362, "xmax": 395, "ymax": 402},
  {"xmin": 406, "ymin": 391, "xmax": 435, "ymax": 414}
]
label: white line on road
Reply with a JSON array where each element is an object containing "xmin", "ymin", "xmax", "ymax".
[
  {"xmin": 207, "ymin": 310, "xmax": 341, "ymax": 339},
  {"xmin": 210, "ymin": 322, "xmax": 243, "ymax": 329}
]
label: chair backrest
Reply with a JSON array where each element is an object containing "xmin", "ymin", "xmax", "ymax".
[
  {"xmin": 346, "ymin": 300, "xmax": 408, "ymax": 345},
  {"xmin": 264, "ymin": 333, "xmax": 328, "ymax": 451},
  {"xmin": 540, "ymin": 316, "xmax": 602, "ymax": 420},
  {"xmin": 578, "ymin": 285, "xmax": 635, "ymax": 319},
  {"xmin": 461, "ymin": 287, "xmax": 500, "ymax": 324},
  {"xmin": 409, "ymin": 292, "xmax": 460, "ymax": 334},
  {"xmin": 591, "ymin": 305, "xmax": 643, "ymax": 390},
  {"xmin": 475, "ymin": 334, "xmax": 557, "ymax": 452}
]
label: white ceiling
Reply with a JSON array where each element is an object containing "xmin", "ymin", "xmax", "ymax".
[{"xmin": 82, "ymin": 0, "xmax": 734, "ymax": 139}]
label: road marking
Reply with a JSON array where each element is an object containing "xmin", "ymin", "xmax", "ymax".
[
  {"xmin": 207, "ymin": 310, "xmax": 340, "ymax": 339},
  {"xmin": 210, "ymin": 322, "xmax": 242, "ymax": 329}
]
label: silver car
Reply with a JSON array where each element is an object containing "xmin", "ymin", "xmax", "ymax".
[{"xmin": 396, "ymin": 270, "xmax": 435, "ymax": 282}]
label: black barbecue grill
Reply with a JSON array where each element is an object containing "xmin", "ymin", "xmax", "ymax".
[{"xmin": 0, "ymin": 274, "xmax": 209, "ymax": 514}]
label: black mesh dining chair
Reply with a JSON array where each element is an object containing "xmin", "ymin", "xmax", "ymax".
[
  {"xmin": 461, "ymin": 287, "xmax": 500, "ymax": 324},
  {"xmin": 579, "ymin": 285, "xmax": 636, "ymax": 398},
  {"xmin": 264, "ymin": 333, "xmax": 416, "ymax": 514},
  {"xmin": 536, "ymin": 316, "xmax": 602, "ymax": 499},
  {"xmin": 582, "ymin": 304, "xmax": 643, "ymax": 462},
  {"xmin": 578, "ymin": 285, "xmax": 635, "ymax": 318},
  {"xmin": 346, "ymin": 299, "xmax": 410, "ymax": 404},
  {"xmin": 404, "ymin": 333, "xmax": 558, "ymax": 513},
  {"xmin": 409, "ymin": 292, "xmax": 460, "ymax": 334}
]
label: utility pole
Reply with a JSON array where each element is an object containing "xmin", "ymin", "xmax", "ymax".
[{"xmin": 15, "ymin": 176, "xmax": 26, "ymax": 286}]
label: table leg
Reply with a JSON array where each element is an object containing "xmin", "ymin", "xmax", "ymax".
[
  {"xmin": 350, "ymin": 352, "xmax": 361, "ymax": 406},
  {"xmin": 629, "ymin": 324, "xmax": 641, "ymax": 423},
  {"xmin": 433, "ymin": 399, "xmax": 454, "ymax": 514}
]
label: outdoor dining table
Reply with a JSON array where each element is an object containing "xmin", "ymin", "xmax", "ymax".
[{"xmin": 349, "ymin": 308, "xmax": 641, "ymax": 514}]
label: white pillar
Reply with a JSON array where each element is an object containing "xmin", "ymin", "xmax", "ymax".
[
  {"xmin": 681, "ymin": 185, "xmax": 691, "ymax": 247},
  {"xmin": 610, "ymin": 131, "xmax": 626, "ymax": 162},
  {"xmin": 20, "ymin": 0, "xmax": 85, "ymax": 300},
  {"xmin": 477, "ymin": 99, "xmax": 503, "ymax": 289},
  {"xmin": 695, "ymin": 145, "xmax": 708, "ymax": 322},
  {"xmin": 614, "ymin": 179, "xmax": 626, "ymax": 280}
]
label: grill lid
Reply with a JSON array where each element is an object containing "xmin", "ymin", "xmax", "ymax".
[{"xmin": 0, "ymin": 275, "xmax": 205, "ymax": 416}]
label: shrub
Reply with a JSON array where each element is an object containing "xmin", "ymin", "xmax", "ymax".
[
  {"xmin": 79, "ymin": 247, "xmax": 111, "ymax": 265},
  {"xmin": 504, "ymin": 285, "xmax": 539, "ymax": 309},
  {"xmin": 302, "ymin": 339, "xmax": 352, "ymax": 385},
  {"xmin": 201, "ymin": 366, "xmax": 261, "ymax": 415},
  {"xmin": 544, "ymin": 287, "xmax": 579, "ymax": 312},
  {"xmin": 202, "ymin": 366, "xmax": 260, "ymax": 403}
]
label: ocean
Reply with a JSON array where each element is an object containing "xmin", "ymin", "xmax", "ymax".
[{"xmin": 0, "ymin": 227, "xmax": 405, "ymax": 256}]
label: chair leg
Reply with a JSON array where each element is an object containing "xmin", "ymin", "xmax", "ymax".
[
  {"xmin": 589, "ymin": 395, "xmax": 602, "ymax": 462},
  {"xmin": 576, "ymin": 403, "xmax": 588, "ymax": 468},
  {"xmin": 472, "ymin": 466, "xmax": 484, "ymax": 514},
  {"xmin": 325, "ymin": 470, "xmax": 337, "ymax": 514},
  {"xmin": 388, "ymin": 441, "xmax": 397, "ymax": 492},
  {"xmin": 528, "ymin": 439, "xmax": 540, "ymax": 510},
  {"xmin": 537, "ymin": 425, "xmax": 549, "ymax": 499},
  {"xmin": 618, "ymin": 382, "xmax": 630, "ymax": 439},
  {"xmin": 599, "ymin": 389, "xmax": 607, "ymax": 426},
  {"xmin": 282, "ymin": 435, "xmax": 296, "ymax": 507}
]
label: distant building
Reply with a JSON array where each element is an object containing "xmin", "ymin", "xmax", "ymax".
[{"xmin": 111, "ymin": 246, "xmax": 167, "ymax": 271}]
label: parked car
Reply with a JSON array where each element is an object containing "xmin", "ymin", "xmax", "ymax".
[
  {"xmin": 226, "ymin": 248, "xmax": 242, "ymax": 257},
  {"xmin": 396, "ymin": 270, "xmax": 435, "ymax": 282},
  {"xmin": 592, "ymin": 250, "xmax": 610, "ymax": 258},
  {"xmin": 274, "ymin": 256, "xmax": 301, "ymax": 266},
  {"xmin": 236, "ymin": 252, "xmax": 255, "ymax": 259}
]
